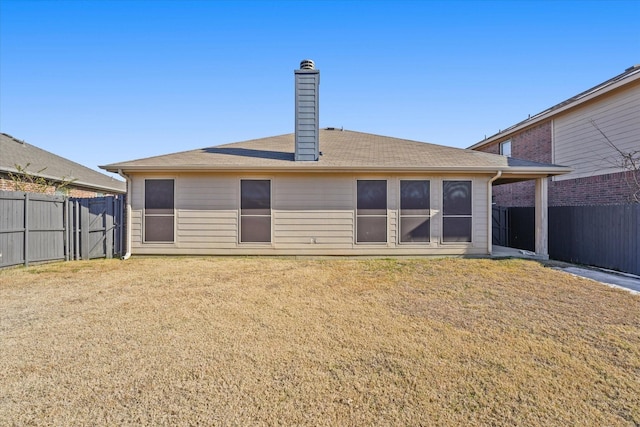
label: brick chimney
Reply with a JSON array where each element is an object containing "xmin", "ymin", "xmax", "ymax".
[{"xmin": 294, "ymin": 59, "xmax": 320, "ymax": 161}]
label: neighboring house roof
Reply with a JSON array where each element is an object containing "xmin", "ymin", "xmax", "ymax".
[
  {"xmin": 1, "ymin": 133, "xmax": 126, "ymax": 193},
  {"xmin": 469, "ymin": 64, "xmax": 640, "ymax": 149},
  {"xmin": 102, "ymin": 129, "xmax": 570, "ymax": 183}
]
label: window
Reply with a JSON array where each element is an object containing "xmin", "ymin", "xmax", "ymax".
[
  {"xmin": 400, "ymin": 180, "xmax": 430, "ymax": 243},
  {"xmin": 240, "ymin": 180, "xmax": 271, "ymax": 243},
  {"xmin": 357, "ymin": 180, "xmax": 387, "ymax": 243},
  {"xmin": 500, "ymin": 140, "xmax": 511, "ymax": 157},
  {"xmin": 144, "ymin": 179, "xmax": 174, "ymax": 242},
  {"xmin": 442, "ymin": 180, "xmax": 472, "ymax": 243}
]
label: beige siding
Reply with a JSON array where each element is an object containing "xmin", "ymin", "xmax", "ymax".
[
  {"xmin": 274, "ymin": 211, "xmax": 354, "ymax": 246},
  {"xmin": 176, "ymin": 176, "xmax": 237, "ymax": 248},
  {"xmin": 554, "ymin": 83, "xmax": 640, "ymax": 181},
  {"xmin": 128, "ymin": 172, "xmax": 491, "ymax": 256},
  {"xmin": 472, "ymin": 177, "xmax": 489, "ymax": 249}
]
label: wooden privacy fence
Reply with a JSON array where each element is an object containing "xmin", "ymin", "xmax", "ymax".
[
  {"xmin": 548, "ymin": 205, "xmax": 639, "ymax": 276},
  {"xmin": 492, "ymin": 204, "xmax": 640, "ymax": 276},
  {"xmin": 0, "ymin": 191, "xmax": 124, "ymax": 268}
]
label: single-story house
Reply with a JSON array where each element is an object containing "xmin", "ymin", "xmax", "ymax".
[
  {"xmin": 101, "ymin": 60, "xmax": 570, "ymax": 258},
  {"xmin": 1, "ymin": 132, "xmax": 126, "ymax": 197}
]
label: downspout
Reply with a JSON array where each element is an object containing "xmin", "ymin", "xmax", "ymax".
[
  {"xmin": 117, "ymin": 169, "xmax": 132, "ymax": 260},
  {"xmin": 487, "ymin": 170, "xmax": 503, "ymax": 256}
]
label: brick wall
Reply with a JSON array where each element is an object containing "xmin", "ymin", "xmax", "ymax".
[
  {"xmin": 477, "ymin": 121, "xmax": 552, "ymax": 163},
  {"xmin": 550, "ymin": 170, "xmax": 639, "ymax": 206},
  {"xmin": 480, "ymin": 121, "xmax": 553, "ymax": 207},
  {"xmin": 492, "ymin": 180, "xmax": 536, "ymax": 207},
  {"xmin": 0, "ymin": 175, "xmax": 107, "ymax": 198},
  {"xmin": 478, "ymin": 121, "xmax": 639, "ymax": 206},
  {"xmin": 492, "ymin": 170, "xmax": 638, "ymax": 207},
  {"xmin": 512, "ymin": 121, "xmax": 553, "ymax": 163}
]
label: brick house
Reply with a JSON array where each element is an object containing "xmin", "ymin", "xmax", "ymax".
[
  {"xmin": 469, "ymin": 64, "xmax": 640, "ymax": 207},
  {"xmin": 1, "ymin": 133, "xmax": 126, "ymax": 197}
]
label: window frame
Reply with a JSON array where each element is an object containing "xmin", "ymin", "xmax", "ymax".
[
  {"xmin": 398, "ymin": 179, "xmax": 431, "ymax": 244},
  {"xmin": 500, "ymin": 139, "xmax": 512, "ymax": 157},
  {"xmin": 239, "ymin": 179, "xmax": 272, "ymax": 244},
  {"xmin": 441, "ymin": 180, "xmax": 473, "ymax": 244},
  {"xmin": 143, "ymin": 178, "xmax": 176, "ymax": 244},
  {"xmin": 355, "ymin": 179, "xmax": 388, "ymax": 244}
]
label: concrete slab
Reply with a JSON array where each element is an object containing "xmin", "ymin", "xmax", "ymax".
[
  {"xmin": 492, "ymin": 245, "xmax": 546, "ymax": 260},
  {"xmin": 556, "ymin": 266, "xmax": 640, "ymax": 294},
  {"xmin": 491, "ymin": 246, "xmax": 640, "ymax": 295}
]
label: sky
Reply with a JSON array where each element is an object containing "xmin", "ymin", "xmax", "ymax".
[{"xmin": 1, "ymin": 0, "xmax": 638, "ymax": 178}]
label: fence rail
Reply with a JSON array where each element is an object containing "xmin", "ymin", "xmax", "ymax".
[{"xmin": 0, "ymin": 191, "xmax": 124, "ymax": 268}]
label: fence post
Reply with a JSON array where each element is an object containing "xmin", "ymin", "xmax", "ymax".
[
  {"xmin": 64, "ymin": 198, "xmax": 69, "ymax": 262},
  {"xmin": 73, "ymin": 200, "xmax": 79, "ymax": 260},
  {"xmin": 23, "ymin": 193, "xmax": 29, "ymax": 267}
]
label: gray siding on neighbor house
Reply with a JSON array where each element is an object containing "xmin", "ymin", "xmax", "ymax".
[
  {"xmin": 129, "ymin": 172, "xmax": 490, "ymax": 256},
  {"xmin": 553, "ymin": 83, "xmax": 640, "ymax": 181}
]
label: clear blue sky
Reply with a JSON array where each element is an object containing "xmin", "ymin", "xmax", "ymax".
[{"xmin": 1, "ymin": 0, "xmax": 638, "ymax": 177}]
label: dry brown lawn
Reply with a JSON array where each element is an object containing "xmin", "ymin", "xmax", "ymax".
[{"xmin": 1, "ymin": 257, "xmax": 639, "ymax": 426}]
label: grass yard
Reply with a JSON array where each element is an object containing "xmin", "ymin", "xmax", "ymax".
[{"xmin": 1, "ymin": 257, "xmax": 639, "ymax": 426}]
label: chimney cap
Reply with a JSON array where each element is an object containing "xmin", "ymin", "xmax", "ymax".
[{"xmin": 300, "ymin": 59, "xmax": 315, "ymax": 70}]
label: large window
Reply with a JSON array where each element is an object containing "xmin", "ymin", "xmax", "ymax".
[
  {"xmin": 356, "ymin": 180, "xmax": 387, "ymax": 243},
  {"xmin": 144, "ymin": 179, "xmax": 175, "ymax": 242},
  {"xmin": 400, "ymin": 180, "xmax": 430, "ymax": 243},
  {"xmin": 240, "ymin": 180, "xmax": 271, "ymax": 243},
  {"xmin": 442, "ymin": 180, "xmax": 472, "ymax": 243}
]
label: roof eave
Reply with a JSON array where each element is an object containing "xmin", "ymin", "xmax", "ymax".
[
  {"xmin": 469, "ymin": 69, "xmax": 640, "ymax": 150},
  {"xmin": 3, "ymin": 166, "xmax": 125, "ymax": 193},
  {"xmin": 101, "ymin": 164, "xmax": 572, "ymax": 176}
]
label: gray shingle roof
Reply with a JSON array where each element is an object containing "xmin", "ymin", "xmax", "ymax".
[
  {"xmin": 1, "ymin": 133, "xmax": 126, "ymax": 193},
  {"xmin": 101, "ymin": 129, "xmax": 570, "ymax": 176}
]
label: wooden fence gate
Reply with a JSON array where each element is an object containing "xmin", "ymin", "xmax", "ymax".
[
  {"xmin": 0, "ymin": 191, "xmax": 125, "ymax": 268},
  {"xmin": 491, "ymin": 206, "xmax": 509, "ymax": 246}
]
